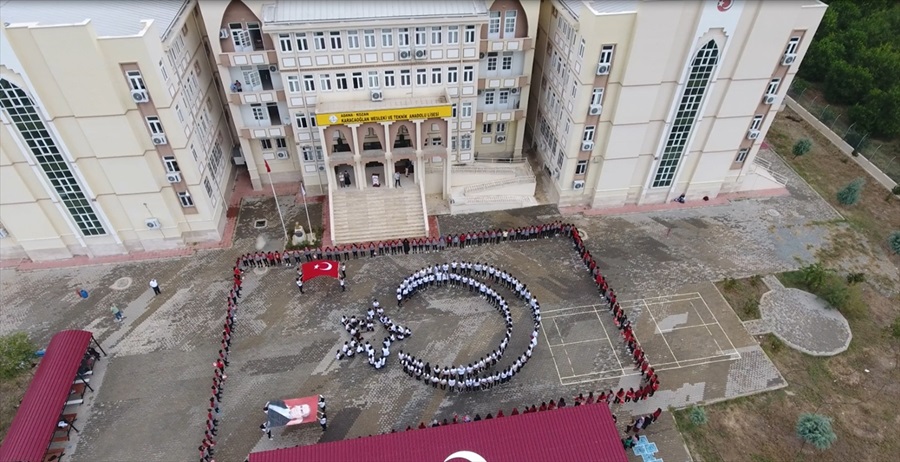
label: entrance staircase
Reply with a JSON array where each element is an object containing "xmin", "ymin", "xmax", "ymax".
[{"xmin": 330, "ymin": 186, "xmax": 427, "ymax": 244}]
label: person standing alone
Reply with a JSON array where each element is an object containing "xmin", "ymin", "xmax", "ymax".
[
  {"xmin": 393, "ymin": 171, "xmax": 401, "ymax": 187},
  {"xmin": 149, "ymin": 278, "xmax": 161, "ymax": 295}
]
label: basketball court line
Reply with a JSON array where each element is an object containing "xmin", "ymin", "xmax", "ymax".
[
  {"xmin": 656, "ymin": 321, "xmax": 722, "ymax": 333},
  {"xmin": 642, "ymin": 299, "xmax": 681, "ymax": 368},
  {"xmin": 700, "ymin": 290, "xmax": 741, "ymax": 356},
  {"xmin": 547, "ymin": 338, "xmax": 605, "ymax": 348},
  {"xmin": 553, "ymin": 318, "xmax": 575, "ymax": 376},
  {"xmin": 592, "ymin": 303, "xmax": 627, "ymax": 376}
]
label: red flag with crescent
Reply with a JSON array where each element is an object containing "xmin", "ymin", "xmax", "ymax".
[{"xmin": 301, "ymin": 260, "xmax": 339, "ymax": 282}]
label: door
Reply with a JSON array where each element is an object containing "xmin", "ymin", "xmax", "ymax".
[{"xmin": 242, "ymin": 68, "xmax": 262, "ymax": 91}]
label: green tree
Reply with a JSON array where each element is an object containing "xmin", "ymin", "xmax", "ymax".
[
  {"xmin": 849, "ymin": 87, "xmax": 900, "ymax": 138},
  {"xmin": 889, "ymin": 231, "xmax": 900, "ymax": 254},
  {"xmin": 688, "ymin": 406, "xmax": 708, "ymax": 426},
  {"xmin": 836, "ymin": 178, "xmax": 865, "ymax": 206},
  {"xmin": 793, "ymin": 138, "xmax": 813, "ymax": 158},
  {"xmin": 800, "ymin": 263, "xmax": 829, "ymax": 291},
  {"xmin": 0, "ymin": 332, "xmax": 37, "ymax": 380},
  {"xmin": 800, "ymin": 37, "xmax": 845, "ymax": 82},
  {"xmin": 796, "ymin": 413, "xmax": 838, "ymax": 450},
  {"xmin": 824, "ymin": 61, "xmax": 874, "ymax": 105}
]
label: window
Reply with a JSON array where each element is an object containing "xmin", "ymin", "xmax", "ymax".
[
  {"xmin": 287, "ymin": 75, "xmax": 301, "ymax": 93},
  {"xmin": 204, "ymin": 177, "xmax": 213, "ymax": 198},
  {"xmin": 382, "ymin": 29, "xmax": 393, "ymax": 48},
  {"xmin": 275, "ymin": 137, "xmax": 287, "ymax": 148},
  {"xmin": 504, "ymin": 10, "xmax": 517, "ymax": 36},
  {"xmin": 303, "ymin": 74, "xmax": 316, "ymax": 92},
  {"xmin": 496, "ymin": 122, "xmax": 507, "ymax": 133},
  {"xmin": 158, "ymin": 60, "xmax": 168, "ymax": 81},
  {"xmin": 230, "ymin": 23, "xmax": 250, "ymax": 51},
  {"xmin": 785, "ymin": 37, "xmax": 800, "ymax": 55},
  {"xmin": 146, "ymin": 116, "xmax": 164, "ymax": 134},
  {"xmin": 163, "ymin": 156, "xmax": 180, "ymax": 172},
  {"xmin": 501, "ymin": 52, "xmax": 513, "ymax": 71},
  {"xmin": 451, "ymin": 103, "xmax": 457, "ymax": 118},
  {"xmin": 295, "ymin": 112, "xmax": 309, "ymax": 128},
  {"xmin": 461, "ymin": 103, "xmax": 472, "ymax": 118},
  {"xmin": 314, "ymin": 32, "xmax": 326, "ymax": 50},
  {"xmin": 364, "ymin": 29, "xmax": 376, "ymax": 49},
  {"xmin": 599, "ymin": 45, "xmax": 614, "ymax": 65},
  {"xmin": 489, "ymin": 11, "xmax": 501, "ymax": 37},
  {"xmin": 308, "ymin": 113, "xmax": 317, "ymax": 128},
  {"xmin": 175, "ymin": 104, "xmax": 184, "ymax": 123},
  {"xmin": 398, "ymin": 28, "xmax": 410, "ymax": 47},
  {"xmin": 766, "ymin": 78, "xmax": 780, "ymax": 95},
  {"xmin": 463, "ymin": 66, "xmax": 474, "ymax": 82},
  {"xmin": 352, "ymin": 72, "xmax": 364, "ymax": 89},
  {"xmin": 251, "ymin": 104, "xmax": 265, "ymax": 120},
  {"xmin": 484, "ymin": 90, "xmax": 495, "ymax": 105},
  {"xmin": 431, "ymin": 27, "xmax": 442, "ymax": 45},
  {"xmin": 575, "ymin": 160, "xmax": 587, "ymax": 175},
  {"xmin": 178, "ymin": 191, "xmax": 194, "ymax": 207},
  {"xmin": 578, "ymin": 39, "xmax": 586, "ymax": 58},
  {"xmin": 571, "ymin": 82, "xmax": 578, "ymax": 98},
  {"xmin": 736, "ymin": 148, "xmax": 749, "ymax": 163},
  {"xmin": 301, "ymin": 146, "xmax": 314, "ymax": 162},
  {"xmin": 591, "ymin": 88, "xmax": 604, "ymax": 106},
  {"xmin": 368, "ymin": 71, "xmax": 380, "ymax": 88},
  {"xmin": 464, "ymin": 25, "xmax": 476, "ymax": 43},
  {"xmin": 400, "ymin": 69, "xmax": 411, "ymax": 86},
  {"xmin": 482, "ymin": 123, "xmax": 492, "ymax": 134},
  {"xmin": 384, "ymin": 70, "xmax": 395, "ymax": 87},
  {"xmin": 347, "ymin": 30, "xmax": 360, "ymax": 49},
  {"xmin": 431, "ymin": 68, "xmax": 442, "ymax": 85},
  {"xmin": 295, "ymin": 33, "xmax": 309, "ymax": 51},
  {"xmin": 487, "ymin": 56, "xmax": 498, "ymax": 71},
  {"xmin": 448, "ymin": 26, "xmax": 459, "ymax": 44},
  {"xmin": 318, "ymin": 74, "xmax": 332, "ymax": 91},
  {"xmin": 336, "ymin": 73, "xmax": 348, "ymax": 90},
  {"xmin": 260, "ymin": 138, "xmax": 273, "ymax": 150},
  {"xmin": 208, "ymin": 141, "xmax": 224, "ymax": 179},
  {"xmin": 447, "ymin": 67, "xmax": 458, "ymax": 84},
  {"xmin": 315, "ymin": 146, "xmax": 323, "ymax": 160},
  {"xmin": 330, "ymin": 31, "xmax": 342, "ymax": 50},
  {"xmin": 651, "ymin": 40, "xmax": 719, "ymax": 188},
  {"xmin": 461, "ymin": 135, "xmax": 472, "ymax": 150},
  {"xmin": 750, "ymin": 115, "xmax": 763, "ymax": 131},
  {"xmin": 415, "ymin": 27, "xmax": 426, "ymax": 46},
  {"xmin": 279, "ymin": 34, "xmax": 292, "ymax": 52},
  {"xmin": 416, "ymin": 68, "xmax": 427, "ymax": 85},
  {"xmin": 583, "ymin": 125, "xmax": 595, "ymax": 142},
  {"xmin": 126, "ymin": 71, "xmax": 145, "ymax": 90}
]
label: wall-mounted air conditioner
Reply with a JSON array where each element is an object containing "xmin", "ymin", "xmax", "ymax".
[
  {"xmin": 268, "ymin": 65, "xmax": 278, "ymax": 73},
  {"xmin": 763, "ymin": 94, "xmax": 776, "ymax": 105},
  {"xmin": 747, "ymin": 129, "xmax": 761, "ymax": 140},
  {"xmin": 414, "ymin": 49, "xmax": 427, "ymax": 60},
  {"xmin": 495, "ymin": 135, "xmax": 507, "ymax": 143},
  {"xmin": 151, "ymin": 134, "xmax": 168, "ymax": 145},
  {"xmin": 219, "ymin": 29, "xmax": 229, "ymax": 39},
  {"xmin": 275, "ymin": 150, "xmax": 289, "ymax": 159},
  {"xmin": 581, "ymin": 141, "xmax": 594, "ymax": 151},
  {"xmin": 782, "ymin": 54, "xmax": 797, "ymax": 66},
  {"xmin": 596, "ymin": 63, "xmax": 610, "ymax": 75},
  {"xmin": 573, "ymin": 180, "xmax": 585, "ymax": 190},
  {"xmin": 370, "ymin": 90, "xmax": 383, "ymax": 101},
  {"xmin": 165, "ymin": 172, "xmax": 182, "ymax": 183},
  {"xmin": 399, "ymin": 49, "xmax": 412, "ymax": 60},
  {"xmin": 589, "ymin": 104, "xmax": 602, "ymax": 115},
  {"xmin": 145, "ymin": 218, "xmax": 161, "ymax": 229},
  {"xmin": 131, "ymin": 89, "xmax": 149, "ymax": 103}
]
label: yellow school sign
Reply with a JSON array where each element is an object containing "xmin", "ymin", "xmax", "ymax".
[{"xmin": 316, "ymin": 105, "xmax": 453, "ymax": 126}]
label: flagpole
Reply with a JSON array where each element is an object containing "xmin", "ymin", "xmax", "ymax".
[
  {"xmin": 300, "ymin": 181, "xmax": 313, "ymax": 235},
  {"xmin": 266, "ymin": 162, "xmax": 289, "ymax": 243}
]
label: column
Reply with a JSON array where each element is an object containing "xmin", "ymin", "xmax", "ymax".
[
  {"xmin": 413, "ymin": 119, "xmax": 423, "ymax": 185},
  {"xmin": 318, "ymin": 125, "xmax": 337, "ymax": 193},
  {"xmin": 348, "ymin": 124, "xmax": 364, "ymax": 189},
  {"xmin": 382, "ymin": 122, "xmax": 394, "ymax": 189},
  {"xmin": 443, "ymin": 117, "xmax": 454, "ymax": 199}
]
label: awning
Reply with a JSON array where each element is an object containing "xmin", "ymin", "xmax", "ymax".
[
  {"xmin": 0, "ymin": 330, "xmax": 94, "ymax": 462},
  {"xmin": 250, "ymin": 402, "xmax": 627, "ymax": 462}
]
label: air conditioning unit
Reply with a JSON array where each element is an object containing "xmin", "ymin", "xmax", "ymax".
[
  {"xmin": 268, "ymin": 65, "xmax": 278, "ymax": 73},
  {"xmin": 588, "ymin": 104, "xmax": 602, "ymax": 115},
  {"xmin": 782, "ymin": 53, "xmax": 797, "ymax": 66},
  {"xmin": 479, "ymin": 52, "xmax": 486, "ymax": 59},
  {"xmin": 151, "ymin": 134, "xmax": 168, "ymax": 145},
  {"xmin": 747, "ymin": 129, "xmax": 761, "ymax": 140},
  {"xmin": 131, "ymin": 89, "xmax": 149, "ymax": 103},
  {"xmin": 370, "ymin": 90, "xmax": 383, "ymax": 101},
  {"xmin": 510, "ymin": 88, "xmax": 519, "ymax": 94},
  {"xmin": 414, "ymin": 49, "xmax": 427, "ymax": 60},
  {"xmin": 763, "ymin": 94, "xmax": 777, "ymax": 105},
  {"xmin": 573, "ymin": 180, "xmax": 585, "ymax": 190},
  {"xmin": 399, "ymin": 48, "xmax": 412, "ymax": 60},
  {"xmin": 219, "ymin": 29, "xmax": 229, "ymax": 39},
  {"xmin": 145, "ymin": 218, "xmax": 161, "ymax": 230},
  {"xmin": 596, "ymin": 63, "xmax": 610, "ymax": 75},
  {"xmin": 581, "ymin": 141, "xmax": 594, "ymax": 151},
  {"xmin": 477, "ymin": 89, "xmax": 484, "ymax": 96},
  {"xmin": 275, "ymin": 150, "xmax": 289, "ymax": 159},
  {"xmin": 496, "ymin": 135, "xmax": 507, "ymax": 143},
  {"xmin": 166, "ymin": 172, "xmax": 182, "ymax": 183}
]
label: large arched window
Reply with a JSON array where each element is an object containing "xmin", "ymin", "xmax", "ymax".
[
  {"xmin": 0, "ymin": 79, "xmax": 106, "ymax": 236},
  {"xmin": 651, "ymin": 40, "xmax": 720, "ymax": 188}
]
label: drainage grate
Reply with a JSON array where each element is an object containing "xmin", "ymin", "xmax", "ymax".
[{"xmin": 254, "ymin": 219, "xmax": 268, "ymax": 228}]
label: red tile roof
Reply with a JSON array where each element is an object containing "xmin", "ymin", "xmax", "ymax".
[
  {"xmin": 0, "ymin": 330, "xmax": 93, "ymax": 462},
  {"xmin": 250, "ymin": 402, "xmax": 627, "ymax": 462}
]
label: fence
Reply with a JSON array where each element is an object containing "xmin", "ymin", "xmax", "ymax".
[{"xmin": 788, "ymin": 83, "xmax": 900, "ymax": 183}]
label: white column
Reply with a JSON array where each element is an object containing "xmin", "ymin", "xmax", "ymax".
[
  {"xmin": 318, "ymin": 125, "xmax": 336, "ymax": 193},
  {"xmin": 347, "ymin": 124, "xmax": 364, "ymax": 189},
  {"xmin": 413, "ymin": 120, "xmax": 423, "ymax": 185},
  {"xmin": 382, "ymin": 122, "xmax": 394, "ymax": 189},
  {"xmin": 443, "ymin": 117, "xmax": 454, "ymax": 199}
]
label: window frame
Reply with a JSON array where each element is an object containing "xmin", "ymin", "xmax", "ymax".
[{"xmin": 177, "ymin": 191, "xmax": 194, "ymax": 208}]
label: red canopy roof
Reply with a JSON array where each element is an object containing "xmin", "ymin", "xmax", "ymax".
[
  {"xmin": 0, "ymin": 330, "xmax": 93, "ymax": 462},
  {"xmin": 250, "ymin": 403, "xmax": 627, "ymax": 462}
]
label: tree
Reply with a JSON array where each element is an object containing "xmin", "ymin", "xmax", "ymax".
[
  {"xmin": 0, "ymin": 332, "xmax": 37, "ymax": 380},
  {"xmin": 836, "ymin": 178, "xmax": 865, "ymax": 206},
  {"xmin": 688, "ymin": 406, "xmax": 708, "ymax": 426},
  {"xmin": 796, "ymin": 413, "xmax": 837, "ymax": 450},
  {"xmin": 793, "ymin": 138, "xmax": 813, "ymax": 158},
  {"xmin": 889, "ymin": 231, "xmax": 900, "ymax": 255},
  {"xmin": 824, "ymin": 61, "xmax": 874, "ymax": 105}
]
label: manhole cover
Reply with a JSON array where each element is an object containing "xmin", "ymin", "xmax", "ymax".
[
  {"xmin": 254, "ymin": 219, "xmax": 268, "ymax": 228},
  {"xmin": 110, "ymin": 277, "xmax": 133, "ymax": 291},
  {"xmin": 766, "ymin": 209, "xmax": 781, "ymax": 217},
  {"xmin": 253, "ymin": 266, "xmax": 270, "ymax": 275}
]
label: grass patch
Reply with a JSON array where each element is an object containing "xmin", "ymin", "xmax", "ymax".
[
  {"xmin": 0, "ymin": 372, "xmax": 33, "ymax": 438},
  {"xmin": 715, "ymin": 276, "xmax": 768, "ymax": 321},
  {"xmin": 777, "ymin": 264, "xmax": 867, "ymax": 320}
]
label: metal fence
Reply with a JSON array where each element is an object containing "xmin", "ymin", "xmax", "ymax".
[{"xmin": 788, "ymin": 82, "xmax": 900, "ymax": 183}]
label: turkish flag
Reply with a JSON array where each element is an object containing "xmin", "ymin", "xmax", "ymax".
[
  {"xmin": 265, "ymin": 160, "xmax": 271, "ymax": 173},
  {"xmin": 301, "ymin": 260, "xmax": 339, "ymax": 282}
]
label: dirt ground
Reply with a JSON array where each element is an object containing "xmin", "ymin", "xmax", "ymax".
[
  {"xmin": 675, "ymin": 110, "xmax": 900, "ymax": 462},
  {"xmin": 715, "ymin": 277, "xmax": 767, "ymax": 321}
]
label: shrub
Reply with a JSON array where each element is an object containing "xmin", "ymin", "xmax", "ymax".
[
  {"xmin": 845, "ymin": 272, "xmax": 865, "ymax": 285},
  {"xmin": 836, "ymin": 178, "xmax": 865, "ymax": 206},
  {"xmin": 688, "ymin": 406, "xmax": 708, "ymax": 426},
  {"xmin": 792, "ymin": 138, "xmax": 813, "ymax": 158},
  {"xmin": 796, "ymin": 413, "xmax": 837, "ymax": 450},
  {"xmin": 741, "ymin": 299, "xmax": 761, "ymax": 319},
  {"xmin": 799, "ymin": 263, "xmax": 828, "ymax": 291},
  {"xmin": 749, "ymin": 275, "xmax": 762, "ymax": 287},
  {"xmin": 892, "ymin": 185, "xmax": 900, "ymax": 196},
  {"xmin": 891, "ymin": 317, "xmax": 900, "ymax": 339},
  {"xmin": 820, "ymin": 280, "xmax": 850, "ymax": 310},
  {"xmin": 0, "ymin": 332, "xmax": 38, "ymax": 380},
  {"xmin": 890, "ymin": 231, "xmax": 900, "ymax": 255},
  {"xmin": 722, "ymin": 277, "xmax": 738, "ymax": 291}
]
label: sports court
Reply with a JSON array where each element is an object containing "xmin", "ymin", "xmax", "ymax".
[{"xmin": 542, "ymin": 282, "xmax": 742, "ymax": 386}]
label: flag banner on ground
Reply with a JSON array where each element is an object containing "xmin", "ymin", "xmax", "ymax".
[
  {"xmin": 265, "ymin": 395, "xmax": 319, "ymax": 428},
  {"xmin": 300, "ymin": 181, "xmax": 306, "ymax": 196},
  {"xmin": 265, "ymin": 160, "xmax": 271, "ymax": 173},
  {"xmin": 301, "ymin": 260, "xmax": 340, "ymax": 282}
]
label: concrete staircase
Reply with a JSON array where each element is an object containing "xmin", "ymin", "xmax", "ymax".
[
  {"xmin": 330, "ymin": 187, "xmax": 427, "ymax": 244},
  {"xmin": 449, "ymin": 161, "xmax": 537, "ymax": 214}
]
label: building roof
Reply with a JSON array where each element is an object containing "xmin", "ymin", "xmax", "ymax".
[
  {"xmin": 559, "ymin": 0, "xmax": 638, "ymax": 19},
  {"xmin": 0, "ymin": 330, "xmax": 94, "ymax": 462},
  {"xmin": 0, "ymin": 0, "xmax": 189, "ymax": 38},
  {"xmin": 265, "ymin": 0, "xmax": 488, "ymax": 24},
  {"xmin": 249, "ymin": 403, "xmax": 628, "ymax": 462}
]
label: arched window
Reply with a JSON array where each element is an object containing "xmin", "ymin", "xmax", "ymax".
[
  {"xmin": 651, "ymin": 40, "xmax": 719, "ymax": 188},
  {"xmin": 0, "ymin": 79, "xmax": 106, "ymax": 235}
]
